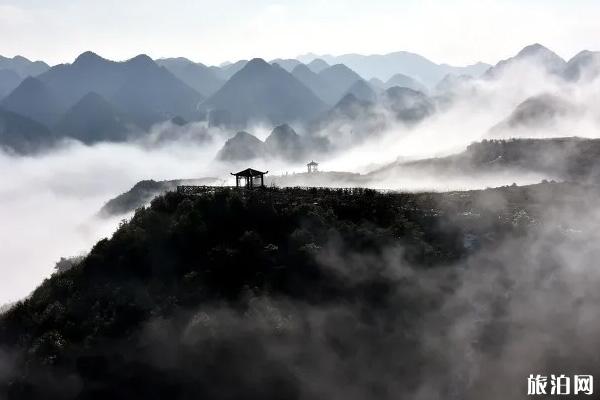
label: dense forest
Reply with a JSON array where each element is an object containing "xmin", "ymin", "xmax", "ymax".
[{"xmin": 1, "ymin": 184, "xmax": 599, "ymax": 399}]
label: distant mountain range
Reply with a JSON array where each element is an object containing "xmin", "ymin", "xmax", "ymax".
[
  {"xmin": 2, "ymin": 52, "xmax": 203, "ymax": 129},
  {"xmin": 1, "ymin": 44, "xmax": 600, "ymax": 155},
  {"xmin": 298, "ymin": 51, "xmax": 490, "ymax": 87}
]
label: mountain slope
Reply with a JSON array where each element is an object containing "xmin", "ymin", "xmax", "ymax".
[
  {"xmin": 204, "ymin": 59, "xmax": 326, "ymax": 126},
  {"xmin": 0, "ymin": 77, "xmax": 64, "ymax": 126},
  {"xmin": 54, "ymin": 92, "xmax": 138, "ymax": 144},
  {"xmin": 0, "ymin": 69, "xmax": 22, "ymax": 99},
  {"xmin": 344, "ymin": 79, "xmax": 377, "ymax": 103},
  {"xmin": 0, "ymin": 107, "xmax": 55, "ymax": 154},
  {"xmin": 491, "ymin": 93, "xmax": 577, "ymax": 133},
  {"xmin": 372, "ymin": 137, "xmax": 600, "ymax": 182},
  {"xmin": 291, "ymin": 64, "xmax": 332, "ymax": 104},
  {"xmin": 317, "ymin": 64, "xmax": 363, "ymax": 104},
  {"xmin": 156, "ymin": 58, "xmax": 224, "ymax": 97},
  {"xmin": 99, "ymin": 178, "xmax": 220, "ymax": 217},
  {"xmin": 563, "ymin": 50, "xmax": 600, "ymax": 81}
]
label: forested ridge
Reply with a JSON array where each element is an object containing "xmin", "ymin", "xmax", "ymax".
[{"xmin": 1, "ymin": 184, "xmax": 596, "ymax": 399}]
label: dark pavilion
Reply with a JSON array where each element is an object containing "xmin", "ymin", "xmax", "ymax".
[{"xmin": 231, "ymin": 168, "xmax": 268, "ymax": 188}]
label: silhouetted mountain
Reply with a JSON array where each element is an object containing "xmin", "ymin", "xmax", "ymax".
[
  {"xmin": 270, "ymin": 59, "xmax": 302, "ymax": 72},
  {"xmin": 0, "ymin": 69, "xmax": 22, "ymax": 99},
  {"xmin": 291, "ymin": 64, "xmax": 332, "ymax": 104},
  {"xmin": 217, "ymin": 130, "xmax": 266, "ymax": 161},
  {"xmin": 1, "ymin": 77, "xmax": 64, "ymax": 126},
  {"xmin": 54, "ymin": 92, "xmax": 138, "ymax": 144},
  {"xmin": 563, "ymin": 50, "xmax": 600, "ymax": 81},
  {"xmin": 264, "ymin": 124, "xmax": 304, "ymax": 160},
  {"xmin": 344, "ymin": 79, "xmax": 377, "ymax": 103},
  {"xmin": 317, "ymin": 64, "xmax": 363, "ymax": 104},
  {"xmin": 156, "ymin": 58, "xmax": 224, "ymax": 97},
  {"xmin": 485, "ymin": 44, "xmax": 566, "ymax": 78},
  {"xmin": 0, "ymin": 107, "xmax": 55, "ymax": 154},
  {"xmin": 491, "ymin": 93, "xmax": 577, "ymax": 133},
  {"xmin": 299, "ymin": 51, "xmax": 490, "ymax": 87},
  {"xmin": 382, "ymin": 87, "xmax": 434, "ymax": 122},
  {"xmin": 306, "ymin": 58, "xmax": 330, "ymax": 73},
  {"xmin": 0, "ymin": 55, "xmax": 49, "ymax": 77},
  {"xmin": 204, "ymin": 58, "xmax": 326, "ymax": 126},
  {"xmin": 385, "ymin": 73, "xmax": 427, "ymax": 93}
]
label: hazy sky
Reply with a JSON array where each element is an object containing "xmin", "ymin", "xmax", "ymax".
[{"xmin": 0, "ymin": 0, "xmax": 599, "ymax": 66}]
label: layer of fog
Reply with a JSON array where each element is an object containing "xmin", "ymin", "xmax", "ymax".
[{"xmin": 0, "ymin": 129, "xmax": 228, "ymax": 305}]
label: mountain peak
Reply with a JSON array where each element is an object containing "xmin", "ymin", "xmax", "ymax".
[
  {"xmin": 307, "ymin": 58, "xmax": 329, "ymax": 73},
  {"xmin": 270, "ymin": 123, "xmax": 296, "ymax": 136},
  {"xmin": 326, "ymin": 64, "xmax": 354, "ymax": 74},
  {"xmin": 74, "ymin": 51, "xmax": 107, "ymax": 66},
  {"xmin": 11, "ymin": 55, "xmax": 30, "ymax": 63},
  {"xmin": 127, "ymin": 54, "xmax": 155, "ymax": 67},
  {"xmin": 517, "ymin": 43, "xmax": 555, "ymax": 58},
  {"xmin": 245, "ymin": 58, "xmax": 270, "ymax": 69}
]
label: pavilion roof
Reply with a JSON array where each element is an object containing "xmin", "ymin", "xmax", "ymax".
[
  {"xmin": 307, "ymin": 161, "xmax": 319, "ymax": 166},
  {"xmin": 231, "ymin": 168, "xmax": 268, "ymax": 177}
]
